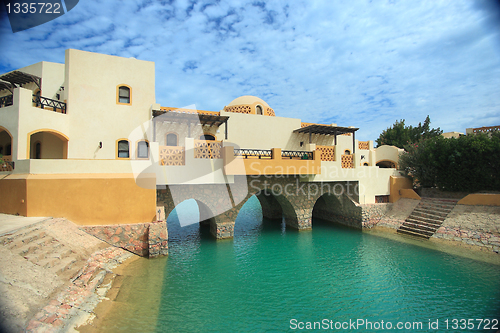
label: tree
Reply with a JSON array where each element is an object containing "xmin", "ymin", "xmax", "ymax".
[{"xmin": 376, "ymin": 115, "xmax": 442, "ymax": 148}]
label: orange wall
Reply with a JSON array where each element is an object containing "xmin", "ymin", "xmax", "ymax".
[
  {"xmin": 389, "ymin": 176, "xmax": 413, "ymax": 203},
  {"xmin": 0, "ymin": 177, "xmax": 27, "ymax": 216},
  {"xmin": 458, "ymin": 194, "xmax": 500, "ymax": 206},
  {"xmin": 5, "ymin": 174, "xmax": 157, "ymax": 225}
]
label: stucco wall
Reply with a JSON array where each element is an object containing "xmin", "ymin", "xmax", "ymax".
[{"xmin": 65, "ymin": 49, "xmax": 155, "ymax": 160}]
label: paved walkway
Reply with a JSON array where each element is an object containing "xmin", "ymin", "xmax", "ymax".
[{"xmin": 0, "ymin": 214, "xmax": 51, "ymax": 236}]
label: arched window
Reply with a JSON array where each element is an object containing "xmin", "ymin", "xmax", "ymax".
[
  {"xmin": 199, "ymin": 134, "xmax": 215, "ymax": 140},
  {"xmin": 118, "ymin": 85, "xmax": 131, "ymax": 104},
  {"xmin": 256, "ymin": 105, "xmax": 263, "ymax": 115},
  {"xmin": 137, "ymin": 141, "xmax": 149, "ymax": 158},
  {"xmin": 344, "ymin": 149, "xmax": 351, "ymax": 155},
  {"xmin": 117, "ymin": 140, "xmax": 129, "ymax": 158},
  {"xmin": 166, "ymin": 133, "xmax": 178, "ymax": 146},
  {"xmin": 35, "ymin": 142, "xmax": 41, "ymax": 159},
  {"xmin": 363, "ymin": 162, "xmax": 369, "ymax": 166}
]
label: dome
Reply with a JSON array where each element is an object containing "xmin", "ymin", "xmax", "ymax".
[{"xmin": 224, "ymin": 95, "xmax": 275, "ymax": 116}]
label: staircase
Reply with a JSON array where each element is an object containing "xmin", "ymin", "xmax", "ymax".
[{"xmin": 397, "ymin": 197, "xmax": 459, "ymax": 239}]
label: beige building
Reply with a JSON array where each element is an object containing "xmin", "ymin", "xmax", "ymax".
[{"xmin": 0, "ymin": 49, "xmax": 407, "ymax": 255}]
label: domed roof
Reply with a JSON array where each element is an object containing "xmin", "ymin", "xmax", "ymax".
[
  {"xmin": 224, "ymin": 95, "xmax": 275, "ymax": 116},
  {"xmin": 227, "ymin": 95, "xmax": 270, "ymax": 108}
]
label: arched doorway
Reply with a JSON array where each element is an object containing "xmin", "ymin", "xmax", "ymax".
[
  {"xmin": 0, "ymin": 127, "xmax": 13, "ymax": 159},
  {"xmin": 165, "ymin": 199, "xmax": 216, "ymax": 243},
  {"xmin": 28, "ymin": 130, "xmax": 68, "ymax": 159}
]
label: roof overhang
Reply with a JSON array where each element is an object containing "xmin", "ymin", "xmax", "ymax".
[
  {"xmin": 153, "ymin": 110, "xmax": 229, "ymax": 127},
  {"xmin": 293, "ymin": 125, "xmax": 359, "ymax": 135},
  {"xmin": 0, "ymin": 70, "xmax": 41, "ymax": 92}
]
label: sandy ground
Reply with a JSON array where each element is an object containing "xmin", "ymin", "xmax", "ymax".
[{"xmin": 0, "ymin": 217, "xmax": 133, "ymax": 332}]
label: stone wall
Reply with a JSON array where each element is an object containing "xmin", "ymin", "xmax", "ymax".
[
  {"xmin": 374, "ymin": 198, "xmax": 421, "ymax": 230},
  {"xmin": 433, "ymin": 205, "xmax": 500, "ymax": 253},
  {"xmin": 360, "ymin": 203, "xmax": 392, "ymax": 228},
  {"xmin": 81, "ymin": 221, "xmax": 168, "ymax": 258}
]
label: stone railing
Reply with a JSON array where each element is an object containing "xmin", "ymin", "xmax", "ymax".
[
  {"xmin": 341, "ymin": 154, "xmax": 354, "ymax": 168},
  {"xmin": 194, "ymin": 140, "xmax": 222, "ymax": 159},
  {"xmin": 358, "ymin": 141, "xmax": 369, "ymax": 150},
  {"xmin": 159, "ymin": 146, "xmax": 185, "ymax": 166},
  {"xmin": 316, "ymin": 145, "xmax": 335, "ymax": 161}
]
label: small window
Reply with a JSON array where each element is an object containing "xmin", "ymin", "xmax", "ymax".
[
  {"xmin": 137, "ymin": 141, "xmax": 149, "ymax": 158},
  {"xmin": 256, "ymin": 105, "xmax": 263, "ymax": 115},
  {"xmin": 199, "ymin": 134, "xmax": 215, "ymax": 140},
  {"xmin": 118, "ymin": 86, "xmax": 131, "ymax": 104},
  {"xmin": 118, "ymin": 140, "xmax": 129, "ymax": 158},
  {"xmin": 344, "ymin": 150, "xmax": 351, "ymax": 155},
  {"xmin": 363, "ymin": 162, "xmax": 369, "ymax": 166},
  {"xmin": 166, "ymin": 133, "xmax": 178, "ymax": 146}
]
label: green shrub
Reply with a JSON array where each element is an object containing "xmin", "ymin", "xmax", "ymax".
[{"xmin": 398, "ymin": 132, "xmax": 500, "ymax": 192}]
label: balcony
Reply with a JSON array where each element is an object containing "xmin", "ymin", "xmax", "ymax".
[
  {"xmin": 32, "ymin": 94, "xmax": 66, "ymax": 114},
  {"xmin": 224, "ymin": 147, "xmax": 321, "ymax": 175},
  {"xmin": 0, "ymin": 155, "xmax": 14, "ymax": 172},
  {"xmin": 0, "ymin": 95, "xmax": 13, "ymax": 108}
]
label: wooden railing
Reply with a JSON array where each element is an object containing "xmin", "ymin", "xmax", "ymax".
[
  {"xmin": 341, "ymin": 154, "xmax": 354, "ymax": 168},
  {"xmin": 0, "ymin": 95, "xmax": 13, "ymax": 108},
  {"xmin": 316, "ymin": 145, "xmax": 335, "ymax": 161},
  {"xmin": 32, "ymin": 94, "xmax": 66, "ymax": 114},
  {"xmin": 159, "ymin": 146, "xmax": 185, "ymax": 166},
  {"xmin": 194, "ymin": 140, "xmax": 222, "ymax": 159}
]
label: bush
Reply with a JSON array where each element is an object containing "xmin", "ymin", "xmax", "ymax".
[{"xmin": 398, "ymin": 132, "xmax": 500, "ymax": 192}]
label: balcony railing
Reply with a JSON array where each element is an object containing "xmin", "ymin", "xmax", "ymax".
[
  {"xmin": 0, "ymin": 95, "xmax": 13, "ymax": 108},
  {"xmin": 358, "ymin": 141, "xmax": 369, "ymax": 150},
  {"xmin": 316, "ymin": 145, "xmax": 335, "ymax": 161},
  {"xmin": 194, "ymin": 140, "xmax": 222, "ymax": 159},
  {"xmin": 234, "ymin": 149, "xmax": 272, "ymax": 159},
  {"xmin": 341, "ymin": 154, "xmax": 354, "ymax": 168},
  {"xmin": 159, "ymin": 146, "xmax": 185, "ymax": 166},
  {"xmin": 0, "ymin": 156, "xmax": 14, "ymax": 171},
  {"xmin": 281, "ymin": 150, "xmax": 313, "ymax": 160},
  {"xmin": 32, "ymin": 94, "xmax": 66, "ymax": 114}
]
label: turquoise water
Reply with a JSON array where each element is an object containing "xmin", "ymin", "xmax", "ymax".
[{"xmin": 103, "ymin": 197, "xmax": 500, "ymax": 332}]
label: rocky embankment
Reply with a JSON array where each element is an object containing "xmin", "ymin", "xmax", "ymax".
[
  {"xmin": 0, "ymin": 218, "xmax": 132, "ymax": 332},
  {"xmin": 374, "ymin": 198, "xmax": 500, "ymax": 254}
]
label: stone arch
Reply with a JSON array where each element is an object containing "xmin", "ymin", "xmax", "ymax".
[
  {"xmin": 255, "ymin": 189, "xmax": 300, "ymax": 230},
  {"xmin": 27, "ymin": 128, "xmax": 68, "ymax": 159},
  {"xmin": 312, "ymin": 193, "xmax": 343, "ymax": 225}
]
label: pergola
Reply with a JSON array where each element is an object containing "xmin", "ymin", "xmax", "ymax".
[
  {"xmin": 152, "ymin": 109, "xmax": 230, "ymax": 140},
  {"xmin": 0, "ymin": 70, "xmax": 41, "ymax": 93},
  {"xmin": 293, "ymin": 124, "xmax": 359, "ymax": 152}
]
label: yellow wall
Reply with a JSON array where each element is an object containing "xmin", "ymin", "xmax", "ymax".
[
  {"xmin": 389, "ymin": 175, "xmax": 413, "ymax": 203},
  {"xmin": 0, "ymin": 174, "xmax": 156, "ymax": 225},
  {"xmin": 458, "ymin": 194, "xmax": 500, "ymax": 206},
  {"xmin": 400, "ymin": 188, "xmax": 421, "ymax": 200},
  {"xmin": 0, "ymin": 176, "xmax": 27, "ymax": 216}
]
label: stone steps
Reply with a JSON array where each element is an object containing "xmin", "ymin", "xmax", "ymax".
[{"xmin": 397, "ymin": 197, "xmax": 458, "ymax": 239}]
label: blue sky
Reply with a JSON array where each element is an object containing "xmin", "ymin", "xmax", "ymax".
[{"xmin": 1, "ymin": 0, "xmax": 500, "ymax": 141}]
